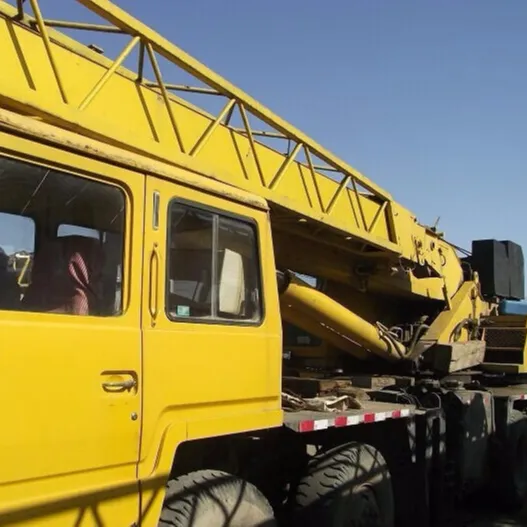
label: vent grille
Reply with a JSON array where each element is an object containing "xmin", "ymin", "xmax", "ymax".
[
  {"xmin": 485, "ymin": 328, "xmax": 526, "ymax": 349},
  {"xmin": 484, "ymin": 327, "xmax": 526, "ymax": 364}
]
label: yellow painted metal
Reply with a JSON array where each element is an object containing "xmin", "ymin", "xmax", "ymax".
[
  {"xmin": 27, "ymin": 0, "xmax": 68, "ymax": 103},
  {"xmin": 416, "ymin": 280, "xmax": 484, "ymax": 350},
  {"xmin": 76, "ymin": 0, "xmax": 389, "ymax": 195},
  {"xmin": 0, "ymin": 2, "xmax": 490, "ymax": 361},
  {"xmin": 0, "ymin": 0, "xmax": 464, "ymax": 285},
  {"xmin": 139, "ymin": 174, "xmax": 282, "ymax": 526},
  {"xmin": 0, "ymin": 0, "xmax": 486, "ymax": 348},
  {"xmin": 0, "ymin": 0, "xmax": 473, "ymax": 303},
  {"xmin": 281, "ymin": 303, "xmax": 371, "ymax": 361},
  {"xmin": 0, "ymin": 0, "xmax": 509, "ymax": 523},
  {"xmin": 0, "ymin": 130, "xmax": 143, "ymax": 526},
  {"xmin": 189, "ymin": 98, "xmax": 236, "ymax": 157},
  {"xmin": 0, "ymin": 107, "xmax": 268, "ymax": 212},
  {"xmin": 280, "ymin": 274, "xmax": 406, "ymax": 361},
  {"xmin": 78, "ymin": 35, "xmax": 140, "ymax": 111},
  {"xmin": 144, "ymin": 41, "xmax": 186, "ymax": 153},
  {"xmin": 0, "ymin": 110, "xmax": 283, "ymax": 526}
]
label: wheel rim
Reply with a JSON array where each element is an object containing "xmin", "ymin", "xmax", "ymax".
[{"xmin": 349, "ymin": 485, "xmax": 383, "ymax": 527}]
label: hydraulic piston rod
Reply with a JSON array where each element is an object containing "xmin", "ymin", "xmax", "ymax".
[
  {"xmin": 278, "ymin": 271, "xmax": 406, "ymax": 362},
  {"xmin": 281, "ymin": 303, "xmax": 371, "ymax": 361}
]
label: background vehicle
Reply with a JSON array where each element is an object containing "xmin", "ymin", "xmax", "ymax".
[{"xmin": 1, "ymin": 1, "xmax": 527, "ymax": 526}]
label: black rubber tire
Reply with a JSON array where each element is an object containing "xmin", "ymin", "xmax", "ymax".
[
  {"xmin": 496, "ymin": 409, "xmax": 527, "ymax": 511},
  {"xmin": 157, "ymin": 469, "xmax": 277, "ymax": 527},
  {"xmin": 292, "ymin": 442, "xmax": 394, "ymax": 527}
]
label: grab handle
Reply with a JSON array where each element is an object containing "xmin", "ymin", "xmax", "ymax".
[{"xmin": 148, "ymin": 243, "xmax": 159, "ymax": 325}]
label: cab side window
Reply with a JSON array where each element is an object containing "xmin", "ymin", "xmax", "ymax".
[
  {"xmin": 166, "ymin": 202, "xmax": 262, "ymax": 323},
  {"xmin": 0, "ymin": 156, "xmax": 125, "ymax": 316}
]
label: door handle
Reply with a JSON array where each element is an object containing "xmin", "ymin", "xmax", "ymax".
[{"xmin": 102, "ymin": 378, "xmax": 137, "ymax": 392}]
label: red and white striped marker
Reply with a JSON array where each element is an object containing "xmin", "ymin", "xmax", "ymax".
[{"xmin": 288, "ymin": 407, "xmax": 412, "ymax": 433}]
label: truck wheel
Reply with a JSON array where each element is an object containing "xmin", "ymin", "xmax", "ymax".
[
  {"xmin": 292, "ymin": 442, "xmax": 394, "ymax": 527},
  {"xmin": 496, "ymin": 409, "xmax": 527, "ymax": 511},
  {"xmin": 157, "ymin": 469, "xmax": 276, "ymax": 527}
]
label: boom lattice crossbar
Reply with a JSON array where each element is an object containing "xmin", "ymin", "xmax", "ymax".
[{"xmin": 1, "ymin": 0, "xmax": 404, "ymax": 256}]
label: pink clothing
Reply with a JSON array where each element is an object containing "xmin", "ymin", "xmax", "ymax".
[{"xmin": 24, "ymin": 235, "xmax": 104, "ymax": 315}]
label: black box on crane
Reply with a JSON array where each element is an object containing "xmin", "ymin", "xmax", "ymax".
[
  {"xmin": 470, "ymin": 239, "xmax": 524, "ymax": 300},
  {"xmin": 471, "ymin": 240, "xmax": 509, "ymax": 299},
  {"xmin": 502, "ymin": 240, "xmax": 525, "ymax": 300}
]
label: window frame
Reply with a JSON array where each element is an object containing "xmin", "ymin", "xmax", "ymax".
[{"xmin": 165, "ymin": 197, "xmax": 265, "ymax": 327}]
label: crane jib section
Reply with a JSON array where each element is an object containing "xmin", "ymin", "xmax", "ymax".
[{"xmin": 0, "ymin": 0, "xmax": 454, "ymax": 281}]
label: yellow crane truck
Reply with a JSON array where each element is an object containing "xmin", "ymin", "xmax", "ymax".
[{"xmin": 1, "ymin": 1, "xmax": 527, "ymax": 526}]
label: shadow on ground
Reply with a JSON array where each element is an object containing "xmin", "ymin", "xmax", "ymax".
[{"xmin": 461, "ymin": 502, "xmax": 527, "ymax": 527}]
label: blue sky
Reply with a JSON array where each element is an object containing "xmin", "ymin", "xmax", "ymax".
[{"xmin": 2, "ymin": 0, "xmax": 527, "ymax": 257}]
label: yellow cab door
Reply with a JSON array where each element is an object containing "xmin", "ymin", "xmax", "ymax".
[
  {"xmin": 0, "ymin": 134, "xmax": 143, "ymax": 526},
  {"xmin": 138, "ymin": 173, "xmax": 281, "ymax": 525}
]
